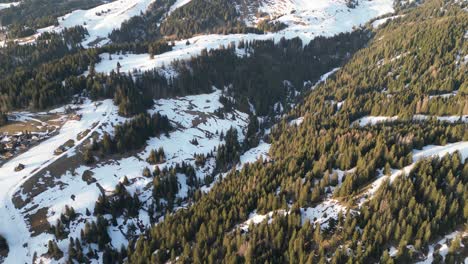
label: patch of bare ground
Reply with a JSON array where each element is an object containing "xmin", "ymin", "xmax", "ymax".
[
  {"xmin": 87, "ymin": 36, "xmax": 106, "ymax": 47},
  {"xmin": 77, "ymin": 129, "xmax": 91, "ymax": 141},
  {"xmin": 14, "ymin": 142, "xmax": 90, "ymax": 235},
  {"xmin": 185, "ymin": 110, "xmax": 214, "ymax": 127},
  {"xmin": 13, "ymin": 148, "xmax": 85, "ymax": 209},
  {"xmin": 0, "ymin": 234, "xmax": 8, "ymax": 260},
  {"xmin": 25, "ymin": 207, "xmax": 51, "ymax": 237}
]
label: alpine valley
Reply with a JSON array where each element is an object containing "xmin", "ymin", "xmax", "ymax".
[{"xmin": 0, "ymin": 0, "xmax": 466, "ymax": 263}]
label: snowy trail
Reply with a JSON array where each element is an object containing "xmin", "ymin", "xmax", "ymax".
[
  {"xmin": 359, "ymin": 141, "xmax": 468, "ymax": 206},
  {"xmin": 0, "ymin": 100, "xmax": 114, "ymax": 263},
  {"xmin": 167, "ymin": 0, "xmax": 192, "ymax": 15},
  {"xmin": 353, "ymin": 115, "xmax": 468, "ymax": 126}
]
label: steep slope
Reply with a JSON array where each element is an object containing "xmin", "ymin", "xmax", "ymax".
[
  {"xmin": 27, "ymin": 0, "xmax": 394, "ymax": 46},
  {"xmin": 0, "ymin": 0, "xmax": 466, "ymax": 263},
  {"xmin": 124, "ymin": 0, "xmax": 468, "ymax": 263},
  {"xmin": 0, "ymin": 30, "xmax": 368, "ymax": 263}
]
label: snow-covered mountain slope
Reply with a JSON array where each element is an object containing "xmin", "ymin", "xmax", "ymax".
[
  {"xmin": 31, "ymin": 0, "xmax": 393, "ymax": 52},
  {"xmin": 2, "ymin": 0, "xmax": 440, "ymax": 262},
  {"xmin": 0, "ymin": 89, "xmax": 254, "ymax": 263},
  {"xmin": 37, "ymin": 0, "xmax": 158, "ymax": 47},
  {"xmin": 90, "ymin": 0, "xmax": 393, "ymax": 74},
  {"xmin": 250, "ymin": 0, "xmax": 393, "ymax": 34},
  {"xmin": 0, "ymin": 100, "xmax": 116, "ymax": 264},
  {"xmin": 31, "ymin": 0, "xmax": 194, "ymax": 47}
]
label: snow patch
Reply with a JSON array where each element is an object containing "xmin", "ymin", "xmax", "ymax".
[
  {"xmin": 238, "ymin": 141, "xmax": 271, "ymax": 167},
  {"xmin": 238, "ymin": 210, "xmax": 287, "ymax": 232},
  {"xmin": 416, "ymin": 231, "xmax": 467, "ymax": 264},
  {"xmin": 353, "ymin": 115, "xmax": 468, "ymax": 126},
  {"xmin": 167, "ymin": 0, "xmax": 192, "ymax": 15},
  {"xmin": 301, "ymin": 199, "xmax": 346, "ymax": 229},
  {"xmin": 371, "ymin": 15, "xmax": 403, "ymax": 28},
  {"xmin": 353, "ymin": 116, "xmax": 398, "ymax": 126},
  {"xmin": 0, "ymin": 1, "xmax": 19, "ymax": 11}
]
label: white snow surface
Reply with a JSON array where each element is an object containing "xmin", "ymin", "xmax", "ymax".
[
  {"xmin": 238, "ymin": 141, "xmax": 271, "ymax": 167},
  {"xmin": 257, "ymin": 0, "xmax": 393, "ymax": 35},
  {"xmin": 238, "ymin": 210, "xmax": 287, "ymax": 232},
  {"xmin": 429, "ymin": 90, "xmax": 458, "ymax": 99},
  {"xmin": 412, "ymin": 142, "xmax": 468, "ymax": 162},
  {"xmin": 353, "ymin": 115, "xmax": 399, "ymax": 126},
  {"xmin": 237, "ymin": 199, "xmax": 347, "ymax": 232},
  {"xmin": 311, "ymin": 67, "xmax": 340, "ymax": 90},
  {"xmin": 289, "ymin": 116, "xmax": 304, "ymax": 126},
  {"xmin": 94, "ymin": 45, "xmax": 248, "ymax": 76},
  {"xmin": 371, "ymin": 15, "xmax": 403, "ymax": 28},
  {"xmin": 413, "ymin": 115, "xmax": 468, "ymax": 123}
]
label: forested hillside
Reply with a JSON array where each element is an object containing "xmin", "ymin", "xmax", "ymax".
[
  {"xmin": 0, "ymin": 0, "xmax": 466, "ymax": 263},
  {"xmin": 125, "ymin": 0, "xmax": 468, "ymax": 263}
]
